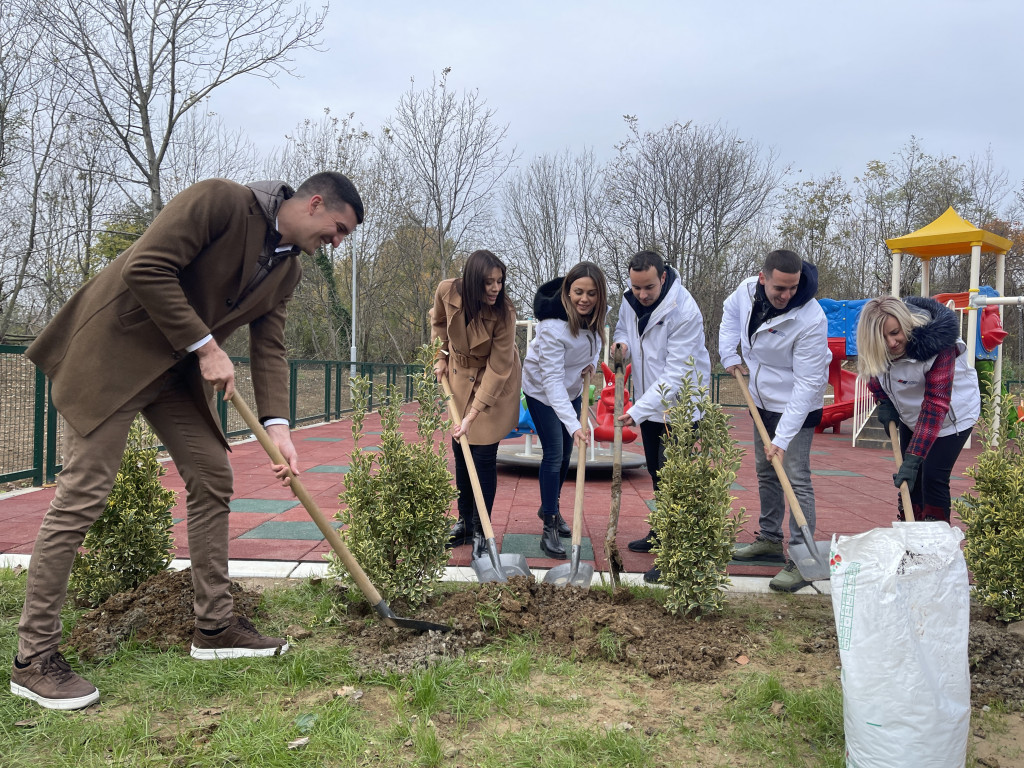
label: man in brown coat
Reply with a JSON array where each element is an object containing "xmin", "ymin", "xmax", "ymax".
[{"xmin": 11, "ymin": 172, "xmax": 363, "ymax": 710}]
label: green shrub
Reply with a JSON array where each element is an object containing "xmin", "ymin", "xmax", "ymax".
[
  {"xmin": 956, "ymin": 392, "xmax": 1024, "ymax": 622},
  {"xmin": 330, "ymin": 342, "xmax": 457, "ymax": 609},
  {"xmin": 649, "ymin": 366, "xmax": 745, "ymax": 617},
  {"xmin": 69, "ymin": 417, "xmax": 176, "ymax": 607}
]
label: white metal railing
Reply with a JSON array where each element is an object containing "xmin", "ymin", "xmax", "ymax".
[{"xmin": 851, "ymin": 374, "xmax": 876, "ymax": 447}]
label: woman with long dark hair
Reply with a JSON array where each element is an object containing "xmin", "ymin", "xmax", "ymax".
[
  {"xmin": 522, "ymin": 261, "xmax": 608, "ymax": 558},
  {"xmin": 432, "ymin": 250, "xmax": 522, "ymax": 556},
  {"xmin": 856, "ymin": 296, "xmax": 980, "ymax": 522}
]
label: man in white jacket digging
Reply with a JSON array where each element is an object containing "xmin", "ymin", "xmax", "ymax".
[
  {"xmin": 719, "ymin": 249, "xmax": 831, "ymax": 592},
  {"xmin": 612, "ymin": 250, "xmax": 712, "ymax": 584}
]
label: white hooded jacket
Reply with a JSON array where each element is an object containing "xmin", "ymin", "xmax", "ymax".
[
  {"xmin": 613, "ymin": 267, "xmax": 712, "ymax": 425},
  {"xmin": 719, "ymin": 273, "xmax": 831, "ymax": 451}
]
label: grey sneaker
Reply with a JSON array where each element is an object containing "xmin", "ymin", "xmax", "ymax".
[
  {"xmin": 10, "ymin": 651, "xmax": 99, "ymax": 710},
  {"xmin": 734, "ymin": 536, "xmax": 784, "ymax": 561},
  {"xmin": 769, "ymin": 560, "xmax": 811, "ymax": 593},
  {"xmin": 190, "ymin": 616, "xmax": 289, "ymax": 660}
]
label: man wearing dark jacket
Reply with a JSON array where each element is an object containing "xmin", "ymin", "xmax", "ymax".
[
  {"xmin": 719, "ymin": 249, "xmax": 831, "ymax": 592},
  {"xmin": 12, "ymin": 173, "xmax": 363, "ymax": 710}
]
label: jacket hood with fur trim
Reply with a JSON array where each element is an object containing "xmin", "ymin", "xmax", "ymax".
[{"xmin": 904, "ymin": 296, "xmax": 960, "ymax": 360}]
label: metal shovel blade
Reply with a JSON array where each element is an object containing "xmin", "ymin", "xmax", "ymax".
[
  {"xmin": 787, "ymin": 539, "xmax": 831, "ymax": 582},
  {"xmin": 543, "ymin": 544, "xmax": 595, "ymax": 588},
  {"xmin": 471, "ymin": 539, "xmax": 530, "ymax": 583},
  {"xmin": 372, "ymin": 600, "xmax": 450, "ymax": 633}
]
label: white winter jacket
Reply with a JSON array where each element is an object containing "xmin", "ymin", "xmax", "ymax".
[
  {"xmin": 719, "ymin": 276, "xmax": 831, "ymax": 451},
  {"xmin": 522, "ymin": 319, "xmax": 601, "ymax": 435},
  {"xmin": 613, "ymin": 269, "xmax": 712, "ymax": 425}
]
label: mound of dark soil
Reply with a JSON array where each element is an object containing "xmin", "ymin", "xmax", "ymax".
[
  {"xmin": 341, "ymin": 576, "xmax": 754, "ymax": 681},
  {"xmin": 67, "ymin": 569, "xmax": 262, "ymax": 659}
]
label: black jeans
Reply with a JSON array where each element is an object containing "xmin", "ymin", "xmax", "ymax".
[
  {"xmin": 639, "ymin": 420, "xmax": 668, "ymax": 493},
  {"xmin": 897, "ymin": 423, "xmax": 972, "ymax": 521},
  {"xmin": 451, "ymin": 439, "xmax": 499, "ymax": 523}
]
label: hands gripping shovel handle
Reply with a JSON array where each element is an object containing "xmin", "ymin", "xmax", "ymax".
[
  {"xmin": 888, "ymin": 422, "xmax": 916, "ymax": 521},
  {"xmin": 230, "ymin": 393, "xmax": 448, "ymax": 633},
  {"xmin": 732, "ymin": 371, "xmax": 829, "ymax": 580}
]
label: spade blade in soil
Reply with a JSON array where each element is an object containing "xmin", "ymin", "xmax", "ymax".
[
  {"xmin": 471, "ymin": 539, "xmax": 530, "ymax": 583},
  {"xmin": 372, "ymin": 601, "xmax": 449, "ymax": 633},
  {"xmin": 543, "ymin": 545, "xmax": 594, "ymax": 588},
  {"xmin": 787, "ymin": 539, "xmax": 831, "ymax": 582}
]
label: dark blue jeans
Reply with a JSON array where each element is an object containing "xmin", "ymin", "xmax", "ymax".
[
  {"xmin": 452, "ymin": 440, "xmax": 499, "ymax": 524},
  {"xmin": 525, "ymin": 394, "xmax": 582, "ymax": 517}
]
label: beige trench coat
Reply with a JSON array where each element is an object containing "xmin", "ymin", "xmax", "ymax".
[{"xmin": 432, "ymin": 279, "xmax": 521, "ymax": 445}]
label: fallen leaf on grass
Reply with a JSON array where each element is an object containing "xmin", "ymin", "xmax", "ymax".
[
  {"xmin": 334, "ymin": 686, "xmax": 363, "ymax": 701},
  {"xmin": 14, "ymin": 720, "xmax": 36, "ymax": 728},
  {"xmin": 287, "ymin": 737, "xmax": 310, "ymax": 750}
]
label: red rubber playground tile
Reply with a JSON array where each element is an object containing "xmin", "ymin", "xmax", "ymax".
[{"xmin": 0, "ymin": 406, "xmax": 982, "ymax": 576}]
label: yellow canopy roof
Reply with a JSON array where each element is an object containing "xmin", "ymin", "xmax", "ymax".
[{"xmin": 885, "ymin": 207, "xmax": 1012, "ymax": 259}]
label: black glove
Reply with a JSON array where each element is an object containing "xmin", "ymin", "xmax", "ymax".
[
  {"xmin": 893, "ymin": 453, "xmax": 923, "ymax": 490},
  {"xmin": 876, "ymin": 399, "xmax": 899, "ymax": 431}
]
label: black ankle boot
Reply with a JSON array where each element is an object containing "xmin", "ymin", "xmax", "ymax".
[
  {"xmin": 540, "ymin": 517, "xmax": 566, "ymax": 559},
  {"xmin": 536, "ymin": 507, "xmax": 571, "ymax": 537},
  {"xmin": 448, "ymin": 515, "xmax": 473, "ymax": 547}
]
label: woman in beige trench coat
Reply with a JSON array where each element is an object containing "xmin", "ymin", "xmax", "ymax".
[{"xmin": 432, "ymin": 249, "xmax": 522, "ymax": 557}]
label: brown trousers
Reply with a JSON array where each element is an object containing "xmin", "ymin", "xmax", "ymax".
[{"xmin": 18, "ymin": 363, "xmax": 235, "ymax": 660}]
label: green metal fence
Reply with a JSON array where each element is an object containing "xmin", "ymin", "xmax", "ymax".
[
  {"xmin": 6, "ymin": 343, "xmax": 1015, "ymax": 489},
  {"xmin": 1, "ymin": 346, "xmax": 417, "ymax": 487}
]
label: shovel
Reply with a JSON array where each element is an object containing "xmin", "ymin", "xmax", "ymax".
[
  {"xmin": 230, "ymin": 393, "xmax": 448, "ymax": 633},
  {"xmin": 440, "ymin": 378, "xmax": 530, "ymax": 583},
  {"xmin": 733, "ymin": 371, "xmax": 830, "ymax": 582},
  {"xmin": 545, "ymin": 372, "xmax": 596, "ymax": 589},
  {"xmin": 888, "ymin": 422, "xmax": 916, "ymax": 521},
  {"xmin": 604, "ymin": 350, "xmax": 626, "ymax": 589}
]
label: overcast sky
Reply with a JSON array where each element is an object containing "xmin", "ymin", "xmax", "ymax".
[{"xmin": 209, "ymin": 0, "xmax": 1024, "ymax": 205}]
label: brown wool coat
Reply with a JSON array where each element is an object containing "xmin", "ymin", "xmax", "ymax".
[
  {"xmin": 432, "ymin": 279, "xmax": 521, "ymax": 445},
  {"xmin": 26, "ymin": 179, "xmax": 301, "ymax": 442}
]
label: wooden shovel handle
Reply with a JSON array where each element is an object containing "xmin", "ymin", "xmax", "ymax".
[
  {"xmin": 439, "ymin": 377, "xmax": 496, "ymax": 539},
  {"xmin": 888, "ymin": 421, "xmax": 915, "ymax": 521},
  {"xmin": 732, "ymin": 370, "xmax": 812, "ymax": 529},
  {"xmin": 229, "ymin": 393, "xmax": 384, "ymax": 605},
  {"xmin": 570, "ymin": 372, "xmax": 591, "ymax": 547}
]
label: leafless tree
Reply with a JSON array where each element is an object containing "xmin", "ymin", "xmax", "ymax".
[
  {"xmin": 387, "ymin": 68, "xmax": 518, "ymax": 282},
  {"xmin": 34, "ymin": 0, "xmax": 326, "ymax": 215}
]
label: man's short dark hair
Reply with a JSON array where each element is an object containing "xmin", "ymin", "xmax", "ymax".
[
  {"xmin": 763, "ymin": 249, "xmax": 802, "ymax": 275},
  {"xmin": 628, "ymin": 249, "xmax": 665, "ymax": 276},
  {"xmin": 296, "ymin": 171, "xmax": 364, "ymax": 224}
]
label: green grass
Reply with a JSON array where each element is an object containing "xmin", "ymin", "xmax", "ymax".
[{"xmin": 0, "ymin": 568, "xmax": 1014, "ymax": 767}]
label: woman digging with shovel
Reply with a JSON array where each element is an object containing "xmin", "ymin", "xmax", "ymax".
[
  {"xmin": 432, "ymin": 250, "xmax": 522, "ymax": 558},
  {"xmin": 856, "ymin": 296, "xmax": 980, "ymax": 523},
  {"xmin": 522, "ymin": 262, "xmax": 608, "ymax": 559}
]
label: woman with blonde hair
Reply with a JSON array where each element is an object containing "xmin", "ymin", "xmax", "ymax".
[
  {"xmin": 432, "ymin": 250, "xmax": 522, "ymax": 556},
  {"xmin": 522, "ymin": 261, "xmax": 608, "ymax": 558},
  {"xmin": 856, "ymin": 295, "xmax": 980, "ymax": 522}
]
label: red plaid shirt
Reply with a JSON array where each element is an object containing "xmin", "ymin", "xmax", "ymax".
[{"xmin": 869, "ymin": 345, "xmax": 956, "ymax": 458}]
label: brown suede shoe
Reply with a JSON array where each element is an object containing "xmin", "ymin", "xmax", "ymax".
[
  {"xmin": 190, "ymin": 616, "xmax": 289, "ymax": 660},
  {"xmin": 10, "ymin": 651, "xmax": 99, "ymax": 710}
]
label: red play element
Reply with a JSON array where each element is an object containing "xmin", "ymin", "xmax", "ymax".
[
  {"xmin": 980, "ymin": 305, "xmax": 1007, "ymax": 352},
  {"xmin": 816, "ymin": 337, "xmax": 857, "ymax": 434},
  {"xmin": 593, "ymin": 362, "xmax": 638, "ymax": 443}
]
